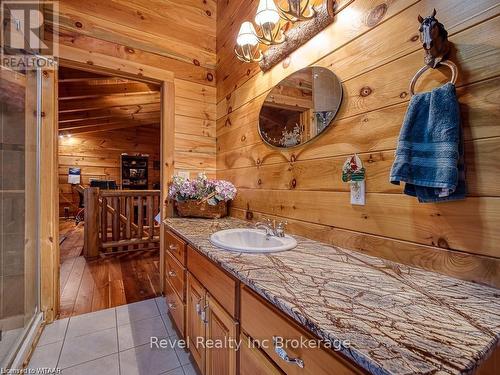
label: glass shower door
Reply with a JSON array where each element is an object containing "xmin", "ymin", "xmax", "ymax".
[{"xmin": 0, "ymin": 65, "xmax": 41, "ymax": 370}]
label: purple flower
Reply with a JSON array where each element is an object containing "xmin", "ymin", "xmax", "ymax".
[{"xmin": 168, "ymin": 174, "xmax": 237, "ymax": 205}]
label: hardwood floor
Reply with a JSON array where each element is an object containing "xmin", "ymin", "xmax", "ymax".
[{"xmin": 59, "ymin": 220, "xmax": 161, "ymax": 318}]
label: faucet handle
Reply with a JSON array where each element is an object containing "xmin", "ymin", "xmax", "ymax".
[
  {"xmin": 275, "ymin": 221, "xmax": 288, "ymax": 237},
  {"xmin": 276, "ymin": 220, "xmax": 287, "ymax": 229},
  {"xmin": 262, "ymin": 217, "xmax": 274, "ymax": 227}
]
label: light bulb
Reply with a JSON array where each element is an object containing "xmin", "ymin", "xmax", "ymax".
[
  {"xmin": 236, "ymin": 22, "xmax": 259, "ymax": 47},
  {"xmin": 255, "ymin": 0, "xmax": 280, "ymax": 27}
]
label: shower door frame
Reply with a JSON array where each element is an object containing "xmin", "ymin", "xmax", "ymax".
[
  {"xmin": 20, "ymin": 62, "xmax": 59, "ymax": 366},
  {"xmin": 0, "ymin": 61, "xmax": 53, "ymax": 370},
  {"xmin": 1, "ymin": 1, "xmax": 60, "ymax": 368}
]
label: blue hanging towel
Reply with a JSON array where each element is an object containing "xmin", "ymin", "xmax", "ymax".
[{"xmin": 390, "ymin": 83, "xmax": 466, "ymax": 203}]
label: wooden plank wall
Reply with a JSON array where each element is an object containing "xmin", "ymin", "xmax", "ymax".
[
  {"xmin": 58, "ymin": 125, "xmax": 161, "ymax": 217},
  {"xmin": 216, "ymin": 0, "xmax": 500, "ymax": 287},
  {"xmin": 48, "ymin": 0, "xmax": 217, "ymax": 183}
]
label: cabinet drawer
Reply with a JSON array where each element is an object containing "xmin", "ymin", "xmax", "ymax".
[
  {"xmin": 165, "ymin": 230, "xmax": 186, "ymax": 266},
  {"xmin": 241, "ymin": 287, "xmax": 365, "ymax": 375},
  {"xmin": 187, "ymin": 245, "xmax": 237, "ymax": 318},
  {"xmin": 165, "ymin": 251, "xmax": 185, "ymax": 302},
  {"xmin": 240, "ymin": 333, "xmax": 284, "ymax": 375},
  {"xmin": 165, "ymin": 278, "xmax": 185, "ymax": 337}
]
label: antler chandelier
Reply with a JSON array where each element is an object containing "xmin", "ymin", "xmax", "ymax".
[{"xmin": 235, "ymin": 0, "xmax": 319, "ymax": 63}]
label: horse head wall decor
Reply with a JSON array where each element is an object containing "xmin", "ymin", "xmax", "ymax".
[{"xmin": 418, "ymin": 9, "xmax": 450, "ymax": 68}]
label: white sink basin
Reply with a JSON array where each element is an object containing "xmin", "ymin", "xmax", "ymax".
[{"xmin": 210, "ymin": 228, "xmax": 297, "ymax": 253}]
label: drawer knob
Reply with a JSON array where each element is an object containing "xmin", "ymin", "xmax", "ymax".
[
  {"xmin": 273, "ymin": 336, "xmax": 305, "ymax": 369},
  {"xmin": 169, "ymin": 244, "xmax": 179, "ymax": 251},
  {"xmin": 168, "ymin": 271, "xmax": 176, "ymax": 277}
]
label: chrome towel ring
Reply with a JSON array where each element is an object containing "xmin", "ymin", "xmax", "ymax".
[{"xmin": 409, "ymin": 60, "xmax": 459, "ymax": 96}]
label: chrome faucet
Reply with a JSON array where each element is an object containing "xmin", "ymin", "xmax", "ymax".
[
  {"xmin": 255, "ymin": 218, "xmax": 288, "ymax": 237},
  {"xmin": 275, "ymin": 221, "xmax": 287, "ymax": 237},
  {"xmin": 255, "ymin": 220, "xmax": 275, "ymax": 236}
]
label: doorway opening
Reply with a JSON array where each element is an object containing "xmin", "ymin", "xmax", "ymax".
[
  {"xmin": 0, "ymin": 64, "xmax": 43, "ymax": 371},
  {"xmin": 57, "ymin": 66, "xmax": 162, "ymax": 318}
]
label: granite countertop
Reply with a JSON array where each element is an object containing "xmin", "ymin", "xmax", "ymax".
[{"xmin": 164, "ymin": 217, "xmax": 500, "ymax": 375}]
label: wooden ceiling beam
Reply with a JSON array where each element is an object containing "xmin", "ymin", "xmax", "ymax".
[
  {"xmin": 59, "ymin": 92, "xmax": 161, "ymax": 113},
  {"xmin": 58, "ymin": 90, "xmax": 158, "ymax": 101},
  {"xmin": 60, "ymin": 121, "xmax": 159, "ymax": 135},
  {"xmin": 58, "ymin": 66, "xmax": 108, "ymax": 81},
  {"xmin": 58, "ymin": 103, "xmax": 160, "ymax": 123},
  {"xmin": 59, "ymin": 81, "xmax": 159, "ymax": 99},
  {"xmin": 59, "ymin": 112, "xmax": 161, "ymax": 128},
  {"xmin": 59, "ymin": 112, "xmax": 161, "ymax": 130}
]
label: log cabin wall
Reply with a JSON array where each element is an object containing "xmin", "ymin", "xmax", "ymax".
[
  {"xmin": 45, "ymin": 0, "xmax": 217, "ymax": 183},
  {"xmin": 216, "ymin": 0, "xmax": 500, "ymax": 287},
  {"xmin": 58, "ymin": 126, "xmax": 161, "ymax": 217}
]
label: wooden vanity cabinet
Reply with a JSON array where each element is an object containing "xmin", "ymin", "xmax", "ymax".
[
  {"xmin": 164, "ymin": 229, "xmax": 362, "ymax": 375},
  {"xmin": 186, "ymin": 270, "xmax": 238, "ymax": 375}
]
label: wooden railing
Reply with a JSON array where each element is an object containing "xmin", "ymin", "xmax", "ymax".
[{"xmin": 83, "ymin": 188, "xmax": 161, "ymax": 257}]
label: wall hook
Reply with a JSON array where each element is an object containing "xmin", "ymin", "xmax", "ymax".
[{"xmin": 417, "ymin": 9, "xmax": 450, "ymax": 68}]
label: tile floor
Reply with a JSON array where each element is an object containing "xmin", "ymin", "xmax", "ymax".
[
  {"xmin": 27, "ymin": 297, "xmax": 198, "ymax": 375},
  {"xmin": 0, "ymin": 327, "xmax": 24, "ymax": 365}
]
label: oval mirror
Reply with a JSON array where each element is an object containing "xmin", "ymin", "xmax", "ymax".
[{"xmin": 259, "ymin": 67, "xmax": 342, "ymax": 148}]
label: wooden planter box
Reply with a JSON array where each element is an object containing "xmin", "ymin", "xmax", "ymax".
[{"xmin": 175, "ymin": 200, "xmax": 228, "ymax": 219}]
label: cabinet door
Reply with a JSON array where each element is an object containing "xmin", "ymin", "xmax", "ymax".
[
  {"xmin": 186, "ymin": 273, "xmax": 206, "ymax": 374},
  {"xmin": 205, "ymin": 294, "xmax": 237, "ymax": 375}
]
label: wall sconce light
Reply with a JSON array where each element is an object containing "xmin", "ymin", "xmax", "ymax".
[
  {"xmin": 235, "ymin": 0, "xmax": 332, "ymax": 65},
  {"xmin": 279, "ymin": 0, "xmax": 316, "ymax": 22},
  {"xmin": 255, "ymin": 0, "xmax": 285, "ymax": 45},
  {"xmin": 235, "ymin": 0, "xmax": 286, "ymax": 63},
  {"xmin": 235, "ymin": 21, "xmax": 263, "ymax": 63}
]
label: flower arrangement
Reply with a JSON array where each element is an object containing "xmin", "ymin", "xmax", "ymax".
[
  {"xmin": 168, "ymin": 174, "xmax": 237, "ymax": 218},
  {"xmin": 169, "ymin": 174, "xmax": 237, "ymax": 204}
]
